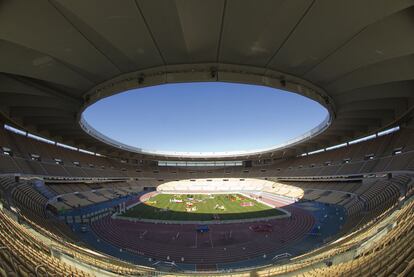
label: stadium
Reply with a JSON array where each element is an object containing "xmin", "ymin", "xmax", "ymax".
[{"xmin": 0, "ymin": 1, "xmax": 414, "ymax": 276}]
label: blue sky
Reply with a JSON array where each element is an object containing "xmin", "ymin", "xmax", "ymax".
[{"xmin": 83, "ymin": 82, "xmax": 328, "ymax": 152}]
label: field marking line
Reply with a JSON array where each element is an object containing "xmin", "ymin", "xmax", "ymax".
[{"xmin": 210, "ymin": 231, "xmax": 214, "ymax": 248}]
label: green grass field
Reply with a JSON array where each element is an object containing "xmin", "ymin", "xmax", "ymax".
[{"xmin": 121, "ymin": 193, "xmax": 285, "ymax": 221}]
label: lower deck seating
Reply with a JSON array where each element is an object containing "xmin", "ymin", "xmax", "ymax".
[
  {"xmin": 48, "ymin": 182, "xmax": 144, "ymax": 211},
  {"xmin": 255, "ymin": 196, "xmax": 414, "ymax": 277},
  {"xmin": 294, "ymin": 199, "xmax": 414, "ymax": 277},
  {"xmin": 11, "ymin": 183, "xmax": 48, "ymax": 216},
  {"xmin": 0, "ymin": 208, "xmax": 153, "ymax": 276},
  {"xmin": 0, "ymin": 209, "xmax": 90, "ymax": 277}
]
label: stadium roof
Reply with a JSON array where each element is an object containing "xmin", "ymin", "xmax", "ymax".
[{"xmin": 1, "ymin": 0, "xmax": 414, "ymax": 161}]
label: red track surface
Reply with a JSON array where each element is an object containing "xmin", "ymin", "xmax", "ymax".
[{"xmin": 91, "ymin": 200, "xmax": 314, "ymax": 265}]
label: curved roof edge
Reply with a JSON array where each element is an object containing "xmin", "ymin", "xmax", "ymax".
[
  {"xmin": 79, "ymin": 63, "xmax": 336, "ymax": 116},
  {"xmin": 79, "ymin": 114, "xmax": 331, "ymax": 159},
  {"xmin": 78, "ymin": 63, "xmax": 334, "ymax": 159}
]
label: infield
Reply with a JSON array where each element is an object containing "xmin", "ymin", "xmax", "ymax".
[{"xmin": 121, "ymin": 193, "xmax": 286, "ymax": 221}]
